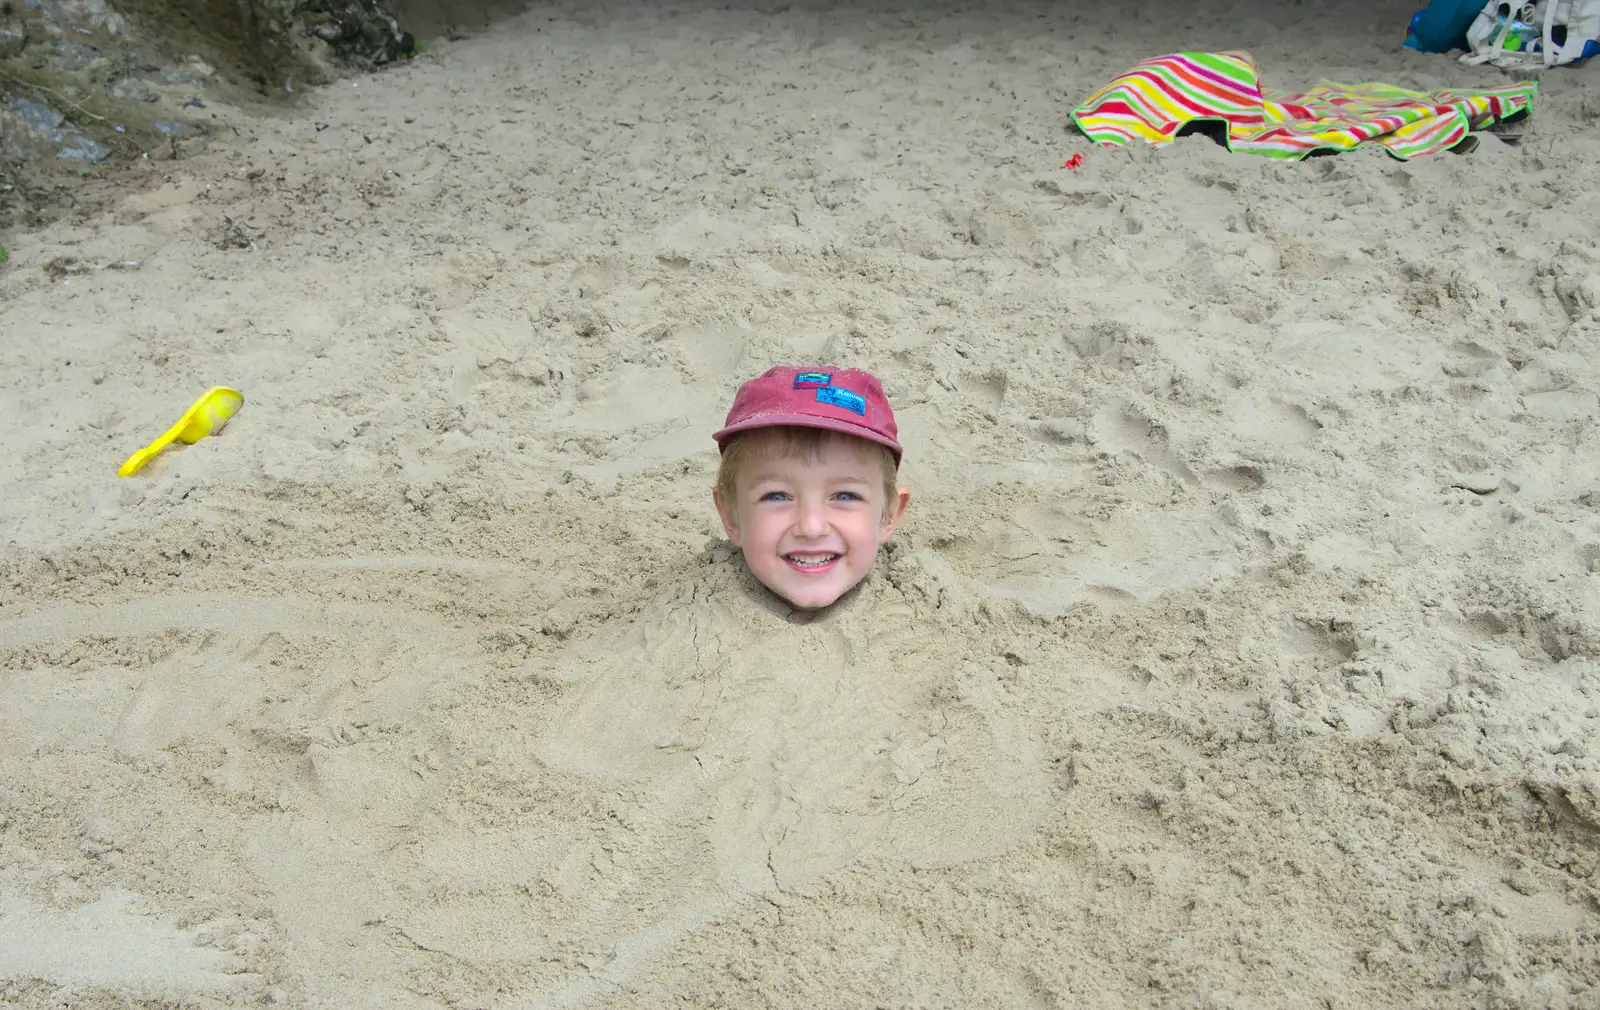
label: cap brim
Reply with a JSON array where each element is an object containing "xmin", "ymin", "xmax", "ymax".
[{"xmin": 713, "ymin": 414, "xmax": 903, "ymax": 463}]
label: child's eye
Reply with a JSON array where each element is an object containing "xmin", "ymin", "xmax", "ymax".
[
  {"xmin": 832, "ymin": 491, "xmax": 863, "ymax": 502},
  {"xmin": 759, "ymin": 491, "xmax": 791, "ymax": 502}
]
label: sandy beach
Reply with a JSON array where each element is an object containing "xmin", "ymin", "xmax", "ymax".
[{"xmin": 1, "ymin": 0, "xmax": 1597, "ymax": 1005}]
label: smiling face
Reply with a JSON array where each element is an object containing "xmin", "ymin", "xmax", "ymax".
[{"xmin": 714, "ymin": 428, "xmax": 910, "ymax": 611}]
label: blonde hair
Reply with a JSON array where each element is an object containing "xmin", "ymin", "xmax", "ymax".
[{"xmin": 717, "ymin": 426, "xmax": 900, "ymax": 514}]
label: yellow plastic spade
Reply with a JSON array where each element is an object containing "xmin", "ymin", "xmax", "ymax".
[{"xmin": 117, "ymin": 386, "xmax": 244, "ymax": 477}]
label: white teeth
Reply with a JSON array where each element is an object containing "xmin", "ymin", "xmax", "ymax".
[{"xmin": 786, "ymin": 554, "xmax": 839, "ymax": 567}]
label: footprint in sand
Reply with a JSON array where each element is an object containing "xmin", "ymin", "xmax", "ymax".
[{"xmin": 1092, "ymin": 406, "xmax": 1199, "ymax": 485}]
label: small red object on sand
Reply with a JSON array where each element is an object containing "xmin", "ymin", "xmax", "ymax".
[{"xmin": 1061, "ymin": 154, "xmax": 1085, "ymax": 171}]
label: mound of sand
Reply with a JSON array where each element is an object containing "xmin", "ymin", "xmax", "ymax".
[{"xmin": 1, "ymin": 1, "xmax": 1596, "ymax": 1006}]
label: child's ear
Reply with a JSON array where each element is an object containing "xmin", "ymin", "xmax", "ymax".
[
  {"xmin": 878, "ymin": 487, "xmax": 911, "ymax": 543},
  {"xmin": 713, "ymin": 487, "xmax": 743, "ymax": 547}
]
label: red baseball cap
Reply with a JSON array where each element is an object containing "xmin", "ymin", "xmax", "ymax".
[{"xmin": 713, "ymin": 365, "xmax": 902, "ymax": 463}]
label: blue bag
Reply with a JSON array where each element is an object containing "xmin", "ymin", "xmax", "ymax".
[{"xmin": 1404, "ymin": 0, "xmax": 1485, "ymax": 51}]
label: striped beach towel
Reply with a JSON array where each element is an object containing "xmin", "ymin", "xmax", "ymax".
[{"xmin": 1071, "ymin": 51, "xmax": 1536, "ymax": 161}]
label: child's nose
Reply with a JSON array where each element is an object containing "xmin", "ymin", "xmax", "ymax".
[{"xmin": 793, "ymin": 497, "xmax": 830, "ymax": 537}]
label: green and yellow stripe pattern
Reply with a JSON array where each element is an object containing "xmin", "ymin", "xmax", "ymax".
[{"xmin": 1072, "ymin": 51, "xmax": 1537, "ymax": 161}]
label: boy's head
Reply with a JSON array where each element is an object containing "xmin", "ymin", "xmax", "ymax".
[{"xmin": 712, "ymin": 366, "xmax": 911, "ymax": 611}]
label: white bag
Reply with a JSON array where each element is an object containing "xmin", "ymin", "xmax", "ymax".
[{"xmin": 1462, "ymin": 0, "xmax": 1600, "ymax": 68}]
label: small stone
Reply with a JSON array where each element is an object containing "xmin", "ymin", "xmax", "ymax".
[
  {"xmin": 1039, "ymin": 418, "xmax": 1085, "ymax": 443},
  {"xmin": 1507, "ymin": 866, "xmax": 1540, "ymax": 896},
  {"xmin": 10, "ymin": 97, "xmax": 65, "ymax": 136},
  {"xmin": 1579, "ymin": 273, "xmax": 1600, "ymax": 310},
  {"xmin": 0, "ymin": 25, "xmax": 27, "ymax": 58},
  {"xmin": 83, "ymin": 817, "xmax": 116, "ymax": 846},
  {"xmin": 1440, "ymin": 739, "xmax": 1474, "ymax": 767},
  {"xmin": 1452, "ymin": 472, "xmax": 1500, "ymax": 495},
  {"xmin": 60, "ymin": 136, "xmax": 111, "ymax": 163}
]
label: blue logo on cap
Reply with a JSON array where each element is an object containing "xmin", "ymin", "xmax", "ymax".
[{"xmin": 815, "ymin": 384, "xmax": 866, "ymax": 416}]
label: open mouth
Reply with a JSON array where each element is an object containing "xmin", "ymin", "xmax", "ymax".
[{"xmin": 784, "ymin": 553, "xmax": 840, "ymax": 572}]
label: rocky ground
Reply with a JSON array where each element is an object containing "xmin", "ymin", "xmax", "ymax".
[{"xmin": 0, "ymin": 0, "xmax": 416, "ymax": 239}]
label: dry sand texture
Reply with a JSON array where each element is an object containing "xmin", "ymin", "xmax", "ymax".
[{"xmin": 2, "ymin": 0, "xmax": 1598, "ymax": 1006}]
